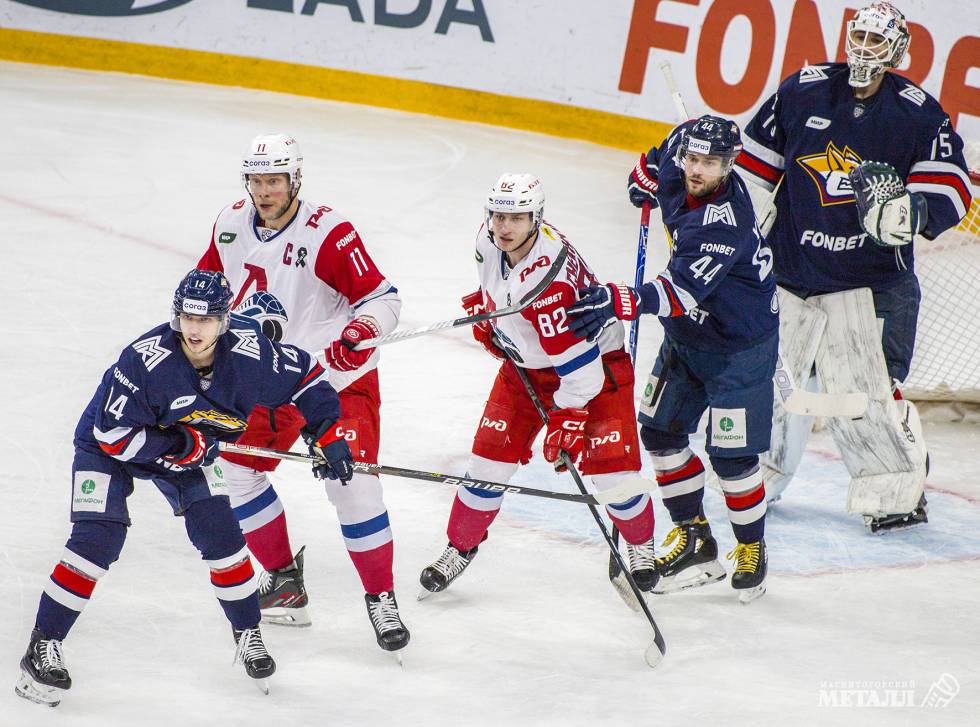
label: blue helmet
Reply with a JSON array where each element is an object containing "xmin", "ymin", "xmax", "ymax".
[
  {"xmin": 675, "ymin": 115, "xmax": 743, "ymax": 174},
  {"xmin": 171, "ymin": 269, "xmax": 234, "ymax": 334}
]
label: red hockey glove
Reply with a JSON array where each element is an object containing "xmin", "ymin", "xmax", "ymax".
[
  {"xmin": 302, "ymin": 420, "xmax": 354, "ymax": 484},
  {"xmin": 326, "ymin": 317, "xmax": 382, "ymax": 372},
  {"xmin": 163, "ymin": 424, "xmax": 219, "ymax": 469},
  {"xmin": 461, "ymin": 290, "xmax": 507, "ymax": 361},
  {"xmin": 543, "ymin": 407, "xmax": 589, "ymax": 466}
]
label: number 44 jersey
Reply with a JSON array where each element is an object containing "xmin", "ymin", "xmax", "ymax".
[{"xmin": 198, "ymin": 198, "xmax": 400, "ymax": 385}]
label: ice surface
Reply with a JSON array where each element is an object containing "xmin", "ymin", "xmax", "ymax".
[{"xmin": 1, "ymin": 63, "xmax": 978, "ymax": 727}]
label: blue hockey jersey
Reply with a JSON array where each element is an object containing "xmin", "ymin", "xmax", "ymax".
[
  {"xmin": 737, "ymin": 62, "xmax": 972, "ymax": 293},
  {"xmin": 74, "ymin": 314, "xmax": 340, "ymax": 478},
  {"xmin": 637, "ymin": 121, "xmax": 779, "ymax": 353}
]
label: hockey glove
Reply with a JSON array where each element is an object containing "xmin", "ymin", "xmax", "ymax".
[
  {"xmin": 326, "ymin": 317, "xmax": 382, "ymax": 372},
  {"xmin": 461, "ymin": 290, "xmax": 507, "ymax": 361},
  {"xmin": 849, "ymin": 161, "xmax": 927, "ymax": 247},
  {"xmin": 627, "ymin": 152, "xmax": 660, "ymax": 209},
  {"xmin": 543, "ymin": 407, "xmax": 589, "ymax": 467},
  {"xmin": 303, "ymin": 420, "xmax": 354, "ymax": 484},
  {"xmin": 163, "ymin": 424, "xmax": 220, "ymax": 469},
  {"xmin": 567, "ymin": 284, "xmax": 641, "ymax": 342}
]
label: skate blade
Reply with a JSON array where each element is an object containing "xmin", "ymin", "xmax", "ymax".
[
  {"xmin": 866, "ymin": 516, "xmax": 928, "ymax": 535},
  {"xmin": 417, "ymin": 587, "xmax": 441, "ymax": 602},
  {"xmin": 610, "ymin": 572, "xmax": 644, "ymax": 612},
  {"xmin": 737, "ymin": 582, "xmax": 767, "ymax": 604},
  {"xmin": 652, "ymin": 562, "xmax": 726, "ymax": 595},
  {"xmin": 261, "ymin": 606, "xmax": 311, "ymax": 628},
  {"xmin": 14, "ymin": 673, "xmax": 64, "ymax": 707},
  {"xmin": 252, "ymin": 677, "xmax": 270, "ymax": 695}
]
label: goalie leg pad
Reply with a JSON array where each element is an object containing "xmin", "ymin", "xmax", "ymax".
[
  {"xmin": 811, "ymin": 288, "xmax": 926, "ymax": 515},
  {"xmin": 761, "ymin": 287, "xmax": 825, "ymax": 499}
]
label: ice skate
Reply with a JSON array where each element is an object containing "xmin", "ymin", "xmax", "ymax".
[
  {"xmin": 727, "ymin": 539, "xmax": 768, "ymax": 604},
  {"xmin": 233, "ymin": 625, "xmax": 276, "ymax": 694},
  {"xmin": 364, "ymin": 591, "xmax": 410, "ymax": 663},
  {"xmin": 257, "ymin": 546, "xmax": 311, "ymax": 627},
  {"xmin": 14, "ymin": 628, "xmax": 71, "ymax": 707},
  {"xmin": 866, "ymin": 494, "xmax": 928, "ymax": 534},
  {"xmin": 625, "ymin": 537, "xmax": 660, "ymax": 592},
  {"xmin": 418, "ymin": 542, "xmax": 479, "ymax": 599},
  {"xmin": 652, "ymin": 515, "xmax": 726, "ymax": 594}
]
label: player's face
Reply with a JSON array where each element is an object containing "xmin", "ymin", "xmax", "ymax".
[
  {"xmin": 490, "ymin": 211, "xmax": 535, "ymax": 251},
  {"xmin": 178, "ymin": 313, "xmax": 222, "ymax": 355},
  {"xmin": 247, "ymin": 173, "xmax": 293, "ymax": 222},
  {"xmin": 682, "ymin": 152, "xmax": 726, "ymax": 198},
  {"xmin": 847, "ymin": 29, "xmax": 889, "ymax": 60}
]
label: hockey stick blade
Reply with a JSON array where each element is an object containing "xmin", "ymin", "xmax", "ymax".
[
  {"xmin": 783, "ymin": 389, "xmax": 869, "ymax": 418},
  {"xmin": 217, "ymin": 442, "xmax": 602, "ymax": 504},
  {"xmin": 354, "ymin": 244, "xmax": 570, "ymax": 349}
]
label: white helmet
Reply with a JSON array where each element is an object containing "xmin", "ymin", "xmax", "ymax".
[
  {"xmin": 486, "ymin": 173, "xmax": 545, "ymax": 227},
  {"xmin": 845, "ymin": 3, "xmax": 910, "ymax": 88},
  {"xmin": 242, "ymin": 133, "xmax": 303, "ymax": 196}
]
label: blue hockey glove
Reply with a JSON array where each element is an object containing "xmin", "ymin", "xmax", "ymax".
[
  {"xmin": 627, "ymin": 152, "xmax": 660, "ymax": 209},
  {"xmin": 163, "ymin": 424, "xmax": 220, "ymax": 469},
  {"xmin": 303, "ymin": 420, "xmax": 354, "ymax": 485},
  {"xmin": 568, "ymin": 284, "xmax": 641, "ymax": 342}
]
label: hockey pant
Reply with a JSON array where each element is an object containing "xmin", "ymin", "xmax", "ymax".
[
  {"xmin": 765, "ymin": 286, "xmax": 926, "ymax": 514},
  {"xmin": 220, "ymin": 368, "xmax": 394, "ymax": 594},
  {"xmin": 447, "ymin": 352, "xmax": 655, "ymax": 552}
]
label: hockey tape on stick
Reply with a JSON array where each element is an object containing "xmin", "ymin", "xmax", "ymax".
[
  {"xmin": 217, "ymin": 441, "xmax": 608, "ymax": 504},
  {"xmin": 628, "ymin": 202, "xmax": 651, "ymax": 364},
  {"xmin": 353, "ymin": 245, "xmax": 570, "ymax": 349}
]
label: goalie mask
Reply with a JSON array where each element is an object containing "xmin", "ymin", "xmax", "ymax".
[
  {"xmin": 845, "ymin": 3, "xmax": 910, "ymax": 88},
  {"xmin": 485, "ymin": 173, "xmax": 545, "ymax": 251},
  {"xmin": 171, "ymin": 269, "xmax": 234, "ymax": 335},
  {"xmin": 242, "ymin": 133, "xmax": 303, "ymax": 198}
]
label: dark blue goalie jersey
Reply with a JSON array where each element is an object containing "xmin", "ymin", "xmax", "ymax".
[
  {"xmin": 637, "ymin": 121, "xmax": 779, "ymax": 353},
  {"xmin": 737, "ymin": 62, "xmax": 973, "ymax": 293},
  {"xmin": 74, "ymin": 314, "xmax": 340, "ymax": 477}
]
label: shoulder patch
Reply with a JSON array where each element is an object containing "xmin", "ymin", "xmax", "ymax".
[
  {"xmin": 229, "ymin": 328, "xmax": 262, "ymax": 361},
  {"xmin": 702, "ymin": 202, "xmax": 737, "ymax": 227},
  {"xmin": 131, "ymin": 336, "xmax": 171, "ymax": 372},
  {"xmin": 217, "ymin": 232, "xmax": 237, "ymax": 244},
  {"xmin": 798, "ymin": 65, "xmax": 829, "ymax": 84},
  {"xmin": 899, "ymin": 84, "xmax": 926, "ymax": 107}
]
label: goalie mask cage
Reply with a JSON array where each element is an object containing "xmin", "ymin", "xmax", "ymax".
[{"xmin": 903, "ymin": 141, "xmax": 980, "ymax": 417}]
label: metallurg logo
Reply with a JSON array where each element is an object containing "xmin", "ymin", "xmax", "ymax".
[
  {"xmin": 796, "ymin": 141, "xmax": 864, "ymax": 207},
  {"xmin": 11, "ymin": 1, "xmax": 194, "ymax": 16}
]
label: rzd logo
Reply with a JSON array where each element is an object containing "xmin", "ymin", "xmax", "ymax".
[
  {"xmin": 11, "ymin": 1, "xmax": 195, "ymax": 16},
  {"xmin": 481, "ymin": 417, "xmax": 507, "ymax": 432},
  {"xmin": 589, "ymin": 431, "xmax": 621, "ymax": 447}
]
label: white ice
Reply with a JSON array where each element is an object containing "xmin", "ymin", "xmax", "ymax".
[{"xmin": 2, "ymin": 63, "xmax": 979, "ymax": 727}]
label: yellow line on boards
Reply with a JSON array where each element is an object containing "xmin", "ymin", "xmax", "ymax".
[{"xmin": 0, "ymin": 27, "xmax": 671, "ymax": 153}]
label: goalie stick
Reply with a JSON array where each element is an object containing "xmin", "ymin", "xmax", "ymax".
[
  {"xmin": 504, "ymin": 360, "xmax": 666, "ymax": 669},
  {"xmin": 353, "ymin": 244, "xmax": 569, "ymax": 350},
  {"xmin": 217, "ymin": 442, "xmax": 648, "ymax": 506}
]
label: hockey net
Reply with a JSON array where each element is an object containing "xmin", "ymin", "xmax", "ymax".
[{"xmin": 903, "ymin": 141, "xmax": 980, "ymax": 419}]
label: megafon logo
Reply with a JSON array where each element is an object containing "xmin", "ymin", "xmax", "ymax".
[{"xmin": 11, "ymin": 0, "xmax": 194, "ymax": 16}]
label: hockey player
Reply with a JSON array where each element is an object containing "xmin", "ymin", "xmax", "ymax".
[
  {"xmin": 15, "ymin": 270, "xmax": 353, "ymax": 707},
  {"xmin": 197, "ymin": 133, "xmax": 408, "ymax": 651},
  {"xmin": 418, "ymin": 174, "xmax": 658, "ymax": 597},
  {"xmin": 570, "ymin": 116, "xmax": 777, "ymax": 603},
  {"xmin": 735, "ymin": 2, "xmax": 972, "ymax": 531}
]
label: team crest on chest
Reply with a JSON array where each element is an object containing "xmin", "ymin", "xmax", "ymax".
[{"xmin": 796, "ymin": 141, "xmax": 864, "ymax": 206}]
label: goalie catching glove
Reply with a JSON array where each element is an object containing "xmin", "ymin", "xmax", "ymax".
[
  {"xmin": 567, "ymin": 284, "xmax": 641, "ymax": 342},
  {"xmin": 302, "ymin": 420, "xmax": 354, "ymax": 484},
  {"xmin": 849, "ymin": 161, "xmax": 927, "ymax": 247}
]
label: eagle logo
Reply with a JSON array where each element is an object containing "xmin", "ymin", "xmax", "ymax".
[{"xmin": 796, "ymin": 141, "xmax": 864, "ymax": 207}]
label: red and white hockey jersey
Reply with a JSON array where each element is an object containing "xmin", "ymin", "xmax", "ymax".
[
  {"xmin": 477, "ymin": 221, "xmax": 625, "ymax": 409},
  {"xmin": 198, "ymin": 198, "xmax": 400, "ymax": 389}
]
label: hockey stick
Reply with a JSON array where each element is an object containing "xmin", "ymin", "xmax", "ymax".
[
  {"xmin": 504, "ymin": 359, "xmax": 666, "ymax": 668},
  {"xmin": 627, "ymin": 202, "xmax": 651, "ymax": 362},
  {"xmin": 659, "ymin": 60, "xmax": 866, "ymax": 419},
  {"xmin": 353, "ymin": 245, "xmax": 569, "ymax": 350},
  {"xmin": 217, "ymin": 441, "xmax": 643, "ymax": 506}
]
